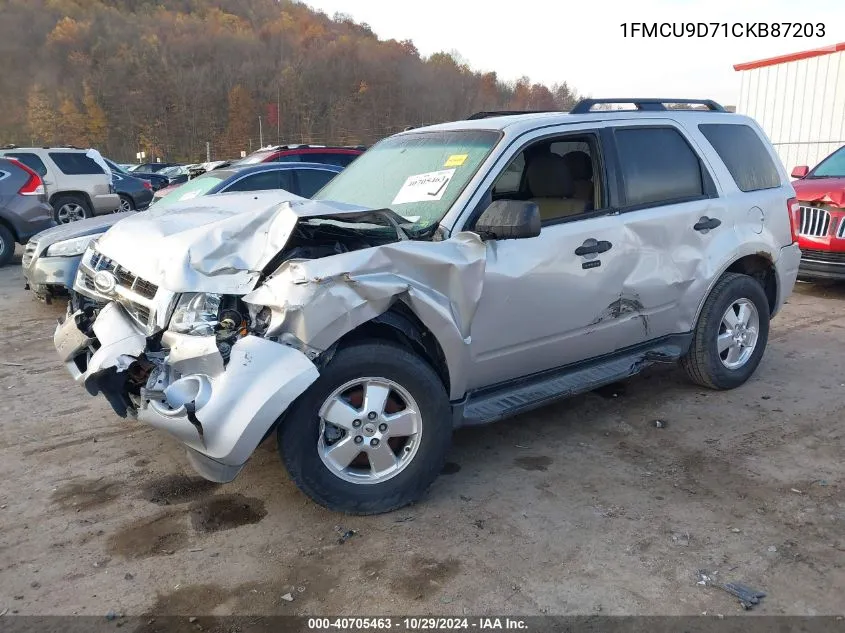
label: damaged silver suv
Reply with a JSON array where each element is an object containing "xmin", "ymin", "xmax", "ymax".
[{"xmin": 54, "ymin": 99, "xmax": 802, "ymax": 514}]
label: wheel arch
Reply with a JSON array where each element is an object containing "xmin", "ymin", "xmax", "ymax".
[
  {"xmin": 694, "ymin": 252, "xmax": 778, "ymax": 326},
  {"xmin": 49, "ymin": 190, "xmax": 93, "ymax": 210},
  {"xmin": 331, "ymin": 303, "xmax": 452, "ymax": 396},
  {"xmin": 0, "ymin": 216, "xmax": 19, "ymax": 243}
]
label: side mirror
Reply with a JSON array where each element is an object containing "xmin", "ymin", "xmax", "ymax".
[
  {"xmin": 474, "ymin": 200, "xmax": 541, "ymax": 240},
  {"xmin": 791, "ymin": 165, "xmax": 809, "ymax": 179}
]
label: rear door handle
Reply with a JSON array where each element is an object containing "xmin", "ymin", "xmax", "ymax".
[
  {"xmin": 575, "ymin": 239, "xmax": 613, "ymax": 256},
  {"xmin": 693, "ymin": 216, "xmax": 721, "ymax": 232}
]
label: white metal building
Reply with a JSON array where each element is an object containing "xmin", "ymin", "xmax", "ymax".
[{"xmin": 735, "ymin": 42, "xmax": 845, "ymax": 171}]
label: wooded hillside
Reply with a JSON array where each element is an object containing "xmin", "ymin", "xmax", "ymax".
[{"xmin": 0, "ymin": 0, "xmax": 579, "ymax": 162}]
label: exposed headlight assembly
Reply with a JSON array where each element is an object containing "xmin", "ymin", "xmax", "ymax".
[
  {"xmin": 169, "ymin": 293, "xmax": 222, "ymax": 336},
  {"xmin": 46, "ymin": 235, "xmax": 99, "ymax": 257}
]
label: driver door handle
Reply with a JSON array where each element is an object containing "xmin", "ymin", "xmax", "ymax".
[
  {"xmin": 575, "ymin": 240, "xmax": 612, "ymax": 256},
  {"xmin": 693, "ymin": 216, "xmax": 721, "ymax": 232}
]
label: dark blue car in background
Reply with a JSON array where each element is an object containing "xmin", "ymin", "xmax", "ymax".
[
  {"xmin": 22, "ymin": 161, "xmax": 344, "ymax": 300},
  {"xmin": 151, "ymin": 162, "xmax": 342, "ymax": 208}
]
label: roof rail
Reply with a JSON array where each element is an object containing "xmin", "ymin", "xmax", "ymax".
[
  {"xmin": 466, "ymin": 110, "xmax": 558, "ymax": 120},
  {"xmin": 570, "ymin": 98, "xmax": 726, "ymax": 114}
]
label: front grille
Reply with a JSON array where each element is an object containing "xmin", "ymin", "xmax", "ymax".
[
  {"xmin": 22, "ymin": 241, "xmax": 37, "ymax": 268},
  {"xmin": 75, "ymin": 247, "xmax": 170, "ymax": 334},
  {"xmin": 837, "ymin": 218, "xmax": 845, "ymax": 239},
  {"xmin": 800, "ymin": 249, "xmax": 845, "ymax": 265},
  {"xmin": 88, "ymin": 250, "xmax": 158, "ymax": 299},
  {"xmin": 798, "ymin": 205, "xmax": 832, "ymax": 237}
]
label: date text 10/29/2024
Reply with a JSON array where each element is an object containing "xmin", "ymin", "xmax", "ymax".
[{"xmin": 308, "ymin": 617, "xmax": 528, "ymax": 630}]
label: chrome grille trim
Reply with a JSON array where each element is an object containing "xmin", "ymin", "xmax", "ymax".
[
  {"xmin": 88, "ymin": 250, "xmax": 158, "ymax": 299},
  {"xmin": 73, "ymin": 246, "xmax": 176, "ymax": 335},
  {"xmin": 22, "ymin": 241, "xmax": 38, "ymax": 268},
  {"xmin": 837, "ymin": 217, "xmax": 845, "ymax": 239},
  {"xmin": 798, "ymin": 205, "xmax": 831, "ymax": 238}
]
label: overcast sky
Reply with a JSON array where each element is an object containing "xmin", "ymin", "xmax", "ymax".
[{"xmin": 304, "ymin": 0, "xmax": 844, "ymax": 106}]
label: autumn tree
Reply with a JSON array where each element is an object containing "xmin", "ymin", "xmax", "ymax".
[
  {"xmin": 0, "ymin": 0, "xmax": 580, "ymax": 160},
  {"xmin": 221, "ymin": 85, "xmax": 256, "ymax": 156},
  {"xmin": 26, "ymin": 85, "xmax": 55, "ymax": 145},
  {"xmin": 56, "ymin": 97, "xmax": 88, "ymax": 147},
  {"xmin": 83, "ymin": 83, "xmax": 108, "ymax": 148}
]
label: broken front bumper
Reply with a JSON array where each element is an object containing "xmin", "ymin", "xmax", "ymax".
[{"xmin": 54, "ymin": 302, "xmax": 319, "ymax": 482}]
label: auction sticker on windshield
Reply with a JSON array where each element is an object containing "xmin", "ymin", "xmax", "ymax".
[{"xmin": 392, "ymin": 169, "xmax": 456, "ymax": 204}]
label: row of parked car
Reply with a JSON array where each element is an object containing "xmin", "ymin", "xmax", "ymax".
[{"xmin": 0, "ymin": 143, "xmax": 364, "ymax": 272}]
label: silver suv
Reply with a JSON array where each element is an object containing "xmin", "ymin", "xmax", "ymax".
[
  {"xmin": 0, "ymin": 147, "xmax": 119, "ymax": 223},
  {"xmin": 53, "ymin": 99, "xmax": 801, "ymax": 514}
]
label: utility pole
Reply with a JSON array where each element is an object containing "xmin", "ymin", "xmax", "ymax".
[
  {"xmin": 277, "ymin": 85, "xmax": 281, "ymax": 144},
  {"xmin": 206, "ymin": 141, "xmax": 210, "ymax": 162},
  {"xmin": 258, "ymin": 116, "xmax": 264, "ymax": 148}
]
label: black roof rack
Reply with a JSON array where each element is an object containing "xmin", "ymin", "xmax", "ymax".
[
  {"xmin": 466, "ymin": 110, "xmax": 558, "ymax": 120},
  {"xmin": 569, "ymin": 98, "xmax": 726, "ymax": 114}
]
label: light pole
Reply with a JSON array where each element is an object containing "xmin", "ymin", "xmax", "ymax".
[{"xmin": 258, "ymin": 116, "xmax": 263, "ymax": 148}]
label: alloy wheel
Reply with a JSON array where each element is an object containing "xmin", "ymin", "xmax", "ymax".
[
  {"xmin": 317, "ymin": 377, "xmax": 422, "ymax": 484},
  {"xmin": 717, "ymin": 298, "xmax": 760, "ymax": 369},
  {"xmin": 57, "ymin": 203, "xmax": 86, "ymax": 223}
]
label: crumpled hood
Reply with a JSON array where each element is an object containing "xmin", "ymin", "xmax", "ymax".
[
  {"xmin": 792, "ymin": 177, "xmax": 845, "ymax": 208},
  {"xmin": 93, "ymin": 190, "xmax": 372, "ymax": 294},
  {"xmin": 34, "ymin": 212, "xmax": 134, "ymax": 247}
]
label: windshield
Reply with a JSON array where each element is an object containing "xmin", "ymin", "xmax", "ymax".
[
  {"xmin": 313, "ymin": 130, "xmax": 500, "ymax": 232},
  {"xmin": 811, "ymin": 146, "xmax": 845, "ymax": 178},
  {"xmin": 159, "ymin": 165, "xmax": 185, "ymax": 177},
  {"xmin": 154, "ymin": 172, "xmax": 227, "ymax": 208},
  {"xmin": 104, "ymin": 159, "xmax": 128, "ymax": 175}
]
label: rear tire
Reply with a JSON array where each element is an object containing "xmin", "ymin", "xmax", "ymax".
[
  {"xmin": 118, "ymin": 194, "xmax": 134, "ymax": 213},
  {"xmin": 681, "ymin": 272, "xmax": 770, "ymax": 390},
  {"xmin": 278, "ymin": 341, "xmax": 452, "ymax": 514},
  {"xmin": 0, "ymin": 224, "xmax": 15, "ymax": 266},
  {"xmin": 52, "ymin": 195, "xmax": 91, "ymax": 224}
]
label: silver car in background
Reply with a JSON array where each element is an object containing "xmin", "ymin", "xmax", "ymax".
[
  {"xmin": 23, "ymin": 213, "xmax": 134, "ymax": 302},
  {"xmin": 53, "ymin": 99, "xmax": 802, "ymax": 515}
]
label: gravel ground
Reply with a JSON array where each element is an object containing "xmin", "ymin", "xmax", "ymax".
[{"xmin": 0, "ymin": 244, "xmax": 843, "ymax": 618}]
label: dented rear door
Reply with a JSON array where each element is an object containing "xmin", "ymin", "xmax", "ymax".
[{"xmin": 607, "ymin": 121, "xmax": 728, "ymax": 343}]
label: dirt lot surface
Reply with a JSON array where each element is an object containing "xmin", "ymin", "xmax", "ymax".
[{"xmin": 1, "ymin": 244, "xmax": 843, "ymax": 618}]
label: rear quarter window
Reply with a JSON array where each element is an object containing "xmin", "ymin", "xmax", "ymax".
[
  {"xmin": 698, "ymin": 123, "xmax": 781, "ymax": 192},
  {"xmin": 48, "ymin": 152, "xmax": 106, "ymax": 176}
]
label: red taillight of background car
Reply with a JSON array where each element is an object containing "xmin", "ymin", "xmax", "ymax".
[
  {"xmin": 787, "ymin": 197, "xmax": 800, "ymax": 243},
  {"xmin": 142, "ymin": 180, "xmax": 153, "ymax": 190},
  {"xmin": 9, "ymin": 159, "xmax": 45, "ymax": 196}
]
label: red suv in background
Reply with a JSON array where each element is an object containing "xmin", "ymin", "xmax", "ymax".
[
  {"xmin": 791, "ymin": 144, "xmax": 845, "ymax": 280},
  {"xmin": 233, "ymin": 144, "xmax": 365, "ymax": 167}
]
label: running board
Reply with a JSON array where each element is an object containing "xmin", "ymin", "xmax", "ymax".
[{"xmin": 456, "ymin": 335, "xmax": 691, "ymax": 427}]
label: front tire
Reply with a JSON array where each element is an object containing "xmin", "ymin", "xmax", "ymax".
[
  {"xmin": 681, "ymin": 272, "xmax": 770, "ymax": 390},
  {"xmin": 278, "ymin": 341, "xmax": 452, "ymax": 514}
]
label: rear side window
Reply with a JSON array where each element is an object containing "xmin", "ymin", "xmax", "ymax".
[
  {"xmin": 614, "ymin": 127, "xmax": 705, "ymax": 207},
  {"xmin": 5, "ymin": 152, "xmax": 47, "ymax": 177},
  {"xmin": 699, "ymin": 124, "xmax": 781, "ymax": 192},
  {"xmin": 48, "ymin": 152, "xmax": 105, "ymax": 176},
  {"xmin": 295, "ymin": 168, "xmax": 337, "ymax": 198},
  {"xmin": 0, "ymin": 169, "xmax": 10, "ymax": 182},
  {"xmin": 224, "ymin": 170, "xmax": 283, "ymax": 193}
]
